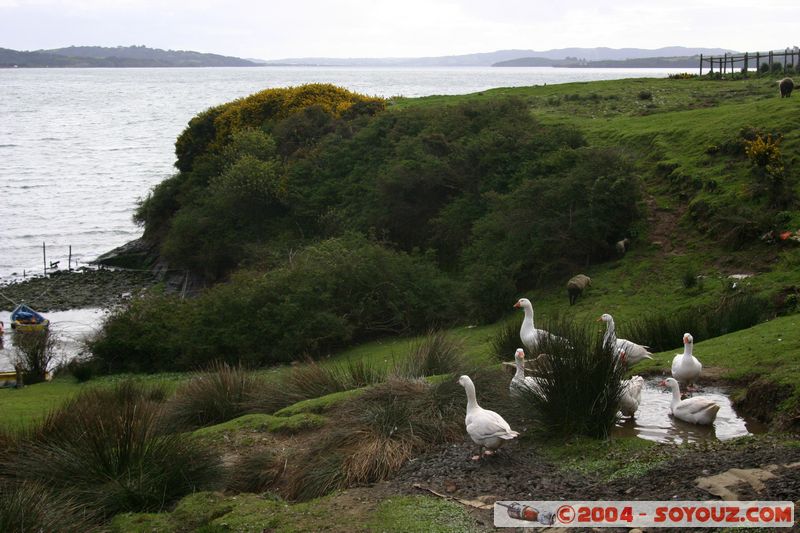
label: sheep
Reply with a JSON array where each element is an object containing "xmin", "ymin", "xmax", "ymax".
[
  {"xmin": 779, "ymin": 77, "xmax": 794, "ymax": 98},
  {"xmin": 615, "ymin": 238, "xmax": 630, "ymax": 256},
  {"xmin": 566, "ymin": 274, "xmax": 591, "ymax": 305}
]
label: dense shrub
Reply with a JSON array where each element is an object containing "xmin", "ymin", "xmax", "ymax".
[
  {"xmin": 0, "ymin": 382, "xmax": 221, "ymax": 518},
  {"xmin": 91, "ymin": 234, "xmax": 458, "ymax": 370},
  {"xmin": 464, "ymin": 147, "xmax": 641, "ymax": 320}
]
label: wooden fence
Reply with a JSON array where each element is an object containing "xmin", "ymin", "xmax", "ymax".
[{"xmin": 700, "ymin": 48, "xmax": 799, "ymax": 76}]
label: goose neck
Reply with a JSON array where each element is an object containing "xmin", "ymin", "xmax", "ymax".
[
  {"xmin": 463, "ymin": 379, "xmax": 479, "ymax": 411},
  {"xmin": 521, "ymin": 304, "xmax": 535, "ymax": 329},
  {"xmin": 514, "ymin": 358, "xmax": 525, "ymax": 381},
  {"xmin": 683, "ymin": 342, "xmax": 694, "ymax": 358},
  {"xmin": 670, "ymin": 384, "xmax": 682, "ymax": 406},
  {"xmin": 603, "ymin": 319, "xmax": 616, "ymax": 346}
]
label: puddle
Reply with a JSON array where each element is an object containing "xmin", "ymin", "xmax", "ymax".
[
  {"xmin": 612, "ymin": 378, "xmax": 768, "ymax": 444},
  {"xmin": 0, "ymin": 308, "xmax": 107, "ymax": 373}
]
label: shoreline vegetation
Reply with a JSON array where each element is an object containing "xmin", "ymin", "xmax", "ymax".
[{"xmin": 1, "ymin": 73, "xmax": 799, "ymax": 531}]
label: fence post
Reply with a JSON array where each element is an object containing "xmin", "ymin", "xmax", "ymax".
[
  {"xmin": 723, "ymin": 53, "xmax": 727, "ymax": 75},
  {"xmin": 42, "ymin": 242, "xmax": 47, "ymax": 276},
  {"xmin": 756, "ymin": 52, "xmax": 760, "ymax": 75},
  {"xmin": 769, "ymin": 50, "xmax": 773, "ymax": 72},
  {"xmin": 699, "ymin": 53, "xmax": 703, "ymax": 75},
  {"xmin": 744, "ymin": 52, "xmax": 748, "ymax": 77},
  {"xmin": 68, "ymin": 245, "xmax": 72, "ymax": 272}
]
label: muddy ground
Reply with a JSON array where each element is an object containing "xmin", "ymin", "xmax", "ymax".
[{"xmin": 386, "ymin": 434, "xmax": 800, "ymax": 531}]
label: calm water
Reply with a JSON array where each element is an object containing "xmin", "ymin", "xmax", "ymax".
[
  {"xmin": 0, "ymin": 66, "xmax": 688, "ymax": 281},
  {"xmin": 612, "ymin": 378, "xmax": 766, "ymax": 444}
]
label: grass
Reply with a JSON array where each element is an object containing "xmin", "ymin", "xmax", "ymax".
[
  {"xmin": 540, "ymin": 436, "xmax": 670, "ymax": 481},
  {"xmin": 110, "ymin": 492, "xmax": 479, "ymax": 533},
  {"xmin": 0, "ymin": 381, "xmax": 222, "ymax": 519},
  {"xmin": 191, "ymin": 412, "xmax": 326, "ymax": 442},
  {"xmin": 160, "ymin": 362, "xmax": 264, "ymax": 431}
]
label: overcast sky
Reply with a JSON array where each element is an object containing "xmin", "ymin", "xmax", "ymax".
[{"xmin": 1, "ymin": 0, "xmax": 797, "ymax": 59}]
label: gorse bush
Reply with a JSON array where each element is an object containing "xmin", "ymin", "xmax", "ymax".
[
  {"xmin": 1, "ymin": 382, "xmax": 221, "ymax": 518},
  {"xmin": 514, "ymin": 320, "xmax": 625, "ymax": 439}
]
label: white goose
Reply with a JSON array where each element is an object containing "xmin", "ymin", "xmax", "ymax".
[
  {"xmin": 598, "ymin": 313, "xmax": 653, "ymax": 366},
  {"xmin": 619, "ymin": 375, "xmax": 644, "ymax": 417},
  {"xmin": 671, "ymin": 333, "xmax": 702, "ymax": 388},
  {"xmin": 514, "ymin": 298, "xmax": 563, "ymax": 354},
  {"xmin": 661, "ymin": 377, "xmax": 720, "ymax": 425},
  {"xmin": 509, "ymin": 348, "xmax": 543, "ymax": 398},
  {"xmin": 459, "ymin": 375, "xmax": 519, "ymax": 460}
]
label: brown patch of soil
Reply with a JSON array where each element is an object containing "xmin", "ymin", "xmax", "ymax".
[
  {"xmin": 381, "ymin": 434, "xmax": 800, "ymax": 531},
  {"xmin": 643, "ymin": 194, "xmax": 687, "ymax": 255},
  {"xmin": 733, "ymin": 378, "xmax": 794, "ymax": 426}
]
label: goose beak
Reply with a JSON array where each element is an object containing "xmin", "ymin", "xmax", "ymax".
[
  {"xmin": 595, "ymin": 316, "xmax": 602, "ymax": 322},
  {"xmin": 513, "ymin": 302, "xmax": 521, "ymax": 308},
  {"xmin": 658, "ymin": 380, "xmax": 666, "ymax": 387}
]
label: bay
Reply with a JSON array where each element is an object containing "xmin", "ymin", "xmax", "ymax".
[{"xmin": 0, "ymin": 66, "xmax": 689, "ymax": 281}]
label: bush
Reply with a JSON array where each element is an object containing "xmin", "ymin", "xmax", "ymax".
[
  {"xmin": 464, "ymin": 147, "xmax": 640, "ymax": 321},
  {"xmin": 1, "ymin": 382, "xmax": 221, "ymax": 518},
  {"xmin": 637, "ymin": 90, "xmax": 653, "ymax": 100},
  {"xmin": 514, "ymin": 320, "xmax": 625, "ymax": 439},
  {"xmin": 92, "ymin": 234, "xmax": 460, "ymax": 370},
  {"xmin": 11, "ymin": 330, "xmax": 59, "ymax": 384}
]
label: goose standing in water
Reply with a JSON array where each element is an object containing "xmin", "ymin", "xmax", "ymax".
[
  {"xmin": 459, "ymin": 375, "xmax": 519, "ymax": 460},
  {"xmin": 671, "ymin": 333, "xmax": 702, "ymax": 390}
]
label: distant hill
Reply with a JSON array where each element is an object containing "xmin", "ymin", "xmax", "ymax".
[
  {"xmin": 258, "ymin": 47, "xmax": 735, "ymax": 67},
  {"xmin": 0, "ymin": 45, "xmax": 258, "ymax": 68},
  {"xmin": 494, "ymin": 55, "xmax": 703, "ymax": 68}
]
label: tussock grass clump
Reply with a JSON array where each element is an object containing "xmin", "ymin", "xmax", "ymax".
[
  {"xmin": 226, "ymin": 449, "xmax": 284, "ymax": 494},
  {"xmin": 162, "ymin": 362, "xmax": 265, "ymax": 431},
  {"xmin": 248, "ymin": 358, "xmax": 385, "ymax": 415},
  {"xmin": 490, "ymin": 319, "xmax": 523, "ymax": 362},
  {"xmin": 1, "ymin": 381, "xmax": 221, "ymax": 518},
  {"xmin": 625, "ymin": 293, "xmax": 771, "ymax": 352},
  {"xmin": 393, "ymin": 330, "xmax": 468, "ymax": 378},
  {"xmin": 515, "ymin": 320, "xmax": 625, "ymax": 439},
  {"xmin": 286, "ymin": 375, "xmax": 478, "ymax": 500},
  {"xmin": 0, "ymin": 481, "xmax": 96, "ymax": 533}
]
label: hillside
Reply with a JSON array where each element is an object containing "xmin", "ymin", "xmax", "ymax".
[
  {"xmin": 259, "ymin": 46, "xmax": 733, "ymax": 66},
  {"xmin": 494, "ymin": 55, "xmax": 702, "ymax": 68},
  {"xmin": 0, "ymin": 45, "xmax": 258, "ymax": 68}
]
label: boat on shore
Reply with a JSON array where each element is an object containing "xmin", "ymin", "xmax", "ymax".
[{"xmin": 10, "ymin": 304, "xmax": 49, "ymax": 333}]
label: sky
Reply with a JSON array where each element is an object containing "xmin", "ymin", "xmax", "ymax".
[{"xmin": 1, "ymin": 0, "xmax": 797, "ymax": 60}]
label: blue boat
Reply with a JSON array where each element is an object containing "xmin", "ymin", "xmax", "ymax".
[{"xmin": 10, "ymin": 304, "xmax": 49, "ymax": 332}]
